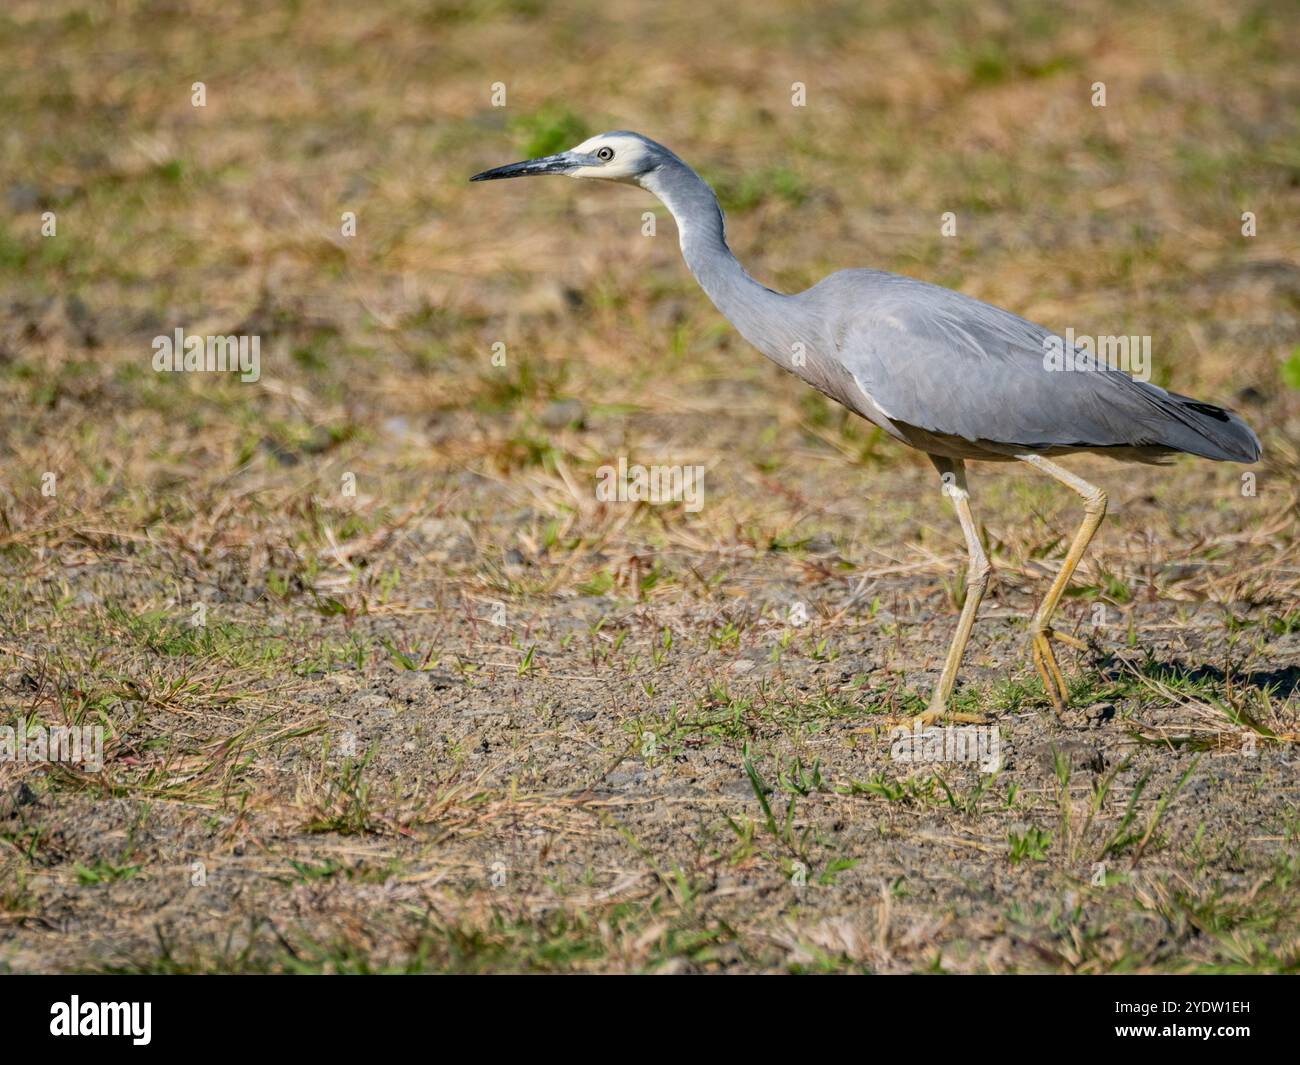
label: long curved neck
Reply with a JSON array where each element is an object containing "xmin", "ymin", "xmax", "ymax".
[{"xmin": 642, "ymin": 159, "xmax": 801, "ymax": 368}]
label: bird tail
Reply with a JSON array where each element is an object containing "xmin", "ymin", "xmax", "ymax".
[{"xmin": 1150, "ymin": 390, "xmax": 1261, "ymax": 463}]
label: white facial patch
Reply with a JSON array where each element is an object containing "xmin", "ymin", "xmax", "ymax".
[{"xmin": 567, "ymin": 133, "xmax": 653, "ymax": 182}]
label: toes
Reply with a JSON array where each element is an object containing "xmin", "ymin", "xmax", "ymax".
[
  {"xmin": 1032, "ymin": 635, "xmax": 1069, "ymax": 710},
  {"xmin": 1045, "ymin": 627, "xmax": 1088, "ymax": 651}
]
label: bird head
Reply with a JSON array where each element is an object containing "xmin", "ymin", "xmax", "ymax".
[{"xmin": 470, "ymin": 131, "xmax": 670, "ymax": 187}]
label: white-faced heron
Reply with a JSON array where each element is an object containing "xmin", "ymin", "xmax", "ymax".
[{"xmin": 471, "ymin": 131, "xmax": 1261, "ymax": 722}]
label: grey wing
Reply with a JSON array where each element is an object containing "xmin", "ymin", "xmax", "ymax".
[{"xmin": 816, "ymin": 272, "xmax": 1259, "ymax": 463}]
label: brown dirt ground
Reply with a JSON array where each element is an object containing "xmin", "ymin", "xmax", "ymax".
[{"xmin": 0, "ymin": 0, "xmax": 1298, "ymax": 972}]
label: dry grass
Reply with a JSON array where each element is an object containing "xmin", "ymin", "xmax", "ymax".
[{"xmin": 0, "ymin": 0, "xmax": 1298, "ymax": 972}]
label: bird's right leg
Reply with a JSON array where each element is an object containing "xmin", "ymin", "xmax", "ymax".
[
  {"xmin": 916, "ymin": 457, "xmax": 991, "ymax": 726},
  {"xmin": 1017, "ymin": 454, "xmax": 1108, "ymax": 710}
]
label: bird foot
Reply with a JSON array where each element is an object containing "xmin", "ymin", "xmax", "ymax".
[
  {"xmin": 910, "ymin": 705, "xmax": 990, "ymax": 727},
  {"xmin": 1046, "ymin": 627, "xmax": 1089, "ymax": 651},
  {"xmin": 1031, "ymin": 627, "xmax": 1074, "ymax": 711},
  {"xmin": 914, "ymin": 707, "xmax": 945, "ymax": 728}
]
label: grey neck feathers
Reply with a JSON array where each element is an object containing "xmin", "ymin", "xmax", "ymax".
[{"xmin": 642, "ymin": 159, "xmax": 801, "ymax": 368}]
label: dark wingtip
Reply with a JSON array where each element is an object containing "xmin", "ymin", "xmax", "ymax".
[{"xmin": 1206, "ymin": 405, "xmax": 1262, "ymax": 463}]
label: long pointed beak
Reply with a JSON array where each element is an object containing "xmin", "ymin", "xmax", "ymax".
[{"xmin": 470, "ymin": 150, "xmax": 588, "ymax": 182}]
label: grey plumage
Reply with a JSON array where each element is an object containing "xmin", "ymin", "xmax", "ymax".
[
  {"xmin": 595, "ymin": 132, "xmax": 1259, "ymax": 467},
  {"xmin": 471, "ymin": 129, "xmax": 1261, "ymax": 717},
  {"xmin": 805, "ymin": 270, "xmax": 1260, "ymax": 464}
]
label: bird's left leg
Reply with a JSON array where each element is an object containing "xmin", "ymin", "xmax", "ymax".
[
  {"xmin": 1017, "ymin": 453, "xmax": 1108, "ymax": 710},
  {"xmin": 916, "ymin": 457, "xmax": 991, "ymax": 726}
]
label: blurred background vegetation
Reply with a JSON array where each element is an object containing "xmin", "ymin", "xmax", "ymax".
[
  {"xmin": 0, "ymin": 0, "xmax": 1297, "ymax": 976},
  {"xmin": 0, "ymin": 0, "xmax": 1294, "ymax": 591}
]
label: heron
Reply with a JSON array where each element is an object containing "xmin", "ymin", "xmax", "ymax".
[{"xmin": 471, "ymin": 131, "xmax": 1261, "ymax": 723}]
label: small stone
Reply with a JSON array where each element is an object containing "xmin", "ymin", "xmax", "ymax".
[
  {"xmin": 539, "ymin": 398, "xmax": 585, "ymax": 430},
  {"xmin": 7, "ymin": 184, "xmax": 41, "ymax": 212},
  {"xmin": 0, "ymin": 781, "xmax": 38, "ymax": 819},
  {"xmin": 1030, "ymin": 739, "xmax": 1105, "ymax": 774},
  {"xmin": 382, "ymin": 416, "xmax": 414, "ymax": 441}
]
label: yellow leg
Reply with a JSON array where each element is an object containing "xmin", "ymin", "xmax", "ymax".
[
  {"xmin": 1018, "ymin": 454, "xmax": 1108, "ymax": 710},
  {"xmin": 916, "ymin": 458, "xmax": 991, "ymax": 726}
]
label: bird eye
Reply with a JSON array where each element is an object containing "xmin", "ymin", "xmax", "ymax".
[{"xmin": 596, "ymin": 146, "xmax": 614, "ymax": 161}]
